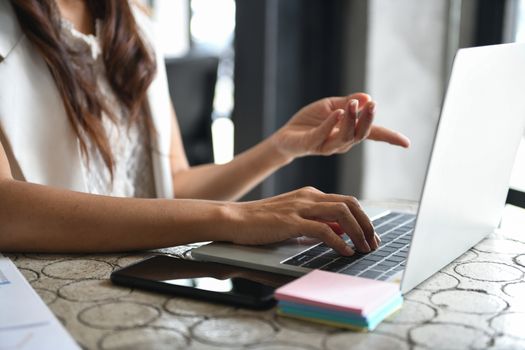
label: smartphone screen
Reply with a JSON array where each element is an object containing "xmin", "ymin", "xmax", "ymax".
[{"xmin": 111, "ymin": 255, "xmax": 296, "ymax": 309}]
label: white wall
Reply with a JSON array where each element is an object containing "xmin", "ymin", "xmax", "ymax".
[{"xmin": 361, "ymin": 0, "xmax": 450, "ymax": 201}]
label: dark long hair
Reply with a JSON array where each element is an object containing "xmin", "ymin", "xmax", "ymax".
[{"xmin": 9, "ymin": 0, "xmax": 157, "ymax": 175}]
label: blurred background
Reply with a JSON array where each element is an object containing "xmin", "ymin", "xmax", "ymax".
[{"xmin": 148, "ymin": 0, "xmax": 525, "ymax": 205}]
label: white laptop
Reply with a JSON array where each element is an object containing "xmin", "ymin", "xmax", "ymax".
[{"xmin": 191, "ymin": 43, "xmax": 525, "ymax": 294}]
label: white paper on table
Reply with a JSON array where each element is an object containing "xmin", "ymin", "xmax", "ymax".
[{"xmin": 0, "ymin": 254, "xmax": 79, "ymax": 350}]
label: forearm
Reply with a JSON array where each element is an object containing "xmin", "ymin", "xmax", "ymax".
[
  {"xmin": 172, "ymin": 136, "xmax": 292, "ymax": 201},
  {"xmin": 0, "ymin": 179, "xmax": 232, "ymax": 253}
]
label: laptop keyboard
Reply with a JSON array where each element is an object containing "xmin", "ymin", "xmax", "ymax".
[{"xmin": 281, "ymin": 212, "xmax": 415, "ymax": 281}]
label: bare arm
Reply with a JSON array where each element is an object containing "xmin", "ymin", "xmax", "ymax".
[
  {"xmin": 0, "ymin": 137, "xmax": 233, "ymax": 253},
  {"xmin": 0, "ymin": 137, "xmax": 377, "ymax": 255},
  {"xmin": 170, "ymin": 111, "xmax": 289, "ymax": 200},
  {"xmin": 170, "ymin": 94, "xmax": 410, "ymax": 201},
  {"xmin": 169, "ymin": 104, "xmax": 290, "ymax": 201}
]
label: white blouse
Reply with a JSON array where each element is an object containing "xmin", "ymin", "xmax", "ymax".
[
  {"xmin": 60, "ymin": 19, "xmax": 156, "ymax": 198},
  {"xmin": 0, "ymin": 1, "xmax": 174, "ymax": 198}
]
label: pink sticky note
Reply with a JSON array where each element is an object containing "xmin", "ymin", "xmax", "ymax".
[{"xmin": 274, "ymin": 270, "xmax": 400, "ymax": 316}]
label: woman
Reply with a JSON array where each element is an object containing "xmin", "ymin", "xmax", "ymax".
[{"xmin": 0, "ymin": 0, "xmax": 409, "ymax": 255}]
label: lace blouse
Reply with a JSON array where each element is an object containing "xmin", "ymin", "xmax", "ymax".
[{"xmin": 60, "ymin": 19, "xmax": 157, "ymax": 198}]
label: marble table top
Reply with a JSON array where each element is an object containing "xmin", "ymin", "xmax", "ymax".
[{"xmin": 6, "ymin": 202, "xmax": 525, "ymax": 350}]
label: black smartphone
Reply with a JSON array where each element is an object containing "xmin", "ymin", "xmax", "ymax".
[{"xmin": 111, "ymin": 255, "xmax": 296, "ymax": 310}]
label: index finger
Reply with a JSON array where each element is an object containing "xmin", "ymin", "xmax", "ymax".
[
  {"xmin": 323, "ymin": 194, "xmax": 377, "ymax": 251},
  {"xmin": 305, "ymin": 202, "xmax": 371, "ymax": 252},
  {"xmin": 300, "ymin": 220, "xmax": 354, "ymax": 256},
  {"xmin": 368, "ymin": 125, "xmax": 411, "ymax": 148}
]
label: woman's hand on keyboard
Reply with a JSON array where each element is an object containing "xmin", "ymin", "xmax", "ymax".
[{"xmin": 225, "ymin": 186, "xmax": 380, "ymax": 255}]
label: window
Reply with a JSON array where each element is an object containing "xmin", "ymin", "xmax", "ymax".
[
  {"xmin": 515, "ymin": 0, "xmax": 525, "ymax": 42},
  {"xmin": 151, "ymin": 0, "xmax": 236, "ymax": 164},
  {"xmin": 151, "ymin": 0, "xmax": 190, "ymax": 58},
  {"xmin": 190, "ymin": 0, "xmax": 236, "ymax": 164}
]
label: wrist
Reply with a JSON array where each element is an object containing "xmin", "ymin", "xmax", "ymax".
[
  {"xmin": 213, "ymin": 201, "xmax": 244, "ymax": 243},
  {"xmin": 166, "ymin": 200, "xmax": 237, "ymax": 243},
  {"xmin": 217, "ymin": 201, "xmax": 265, "ymax": 245},
  {"xmin": 265, "ymin": 131, "xmax": 295, "ymax": 167}
]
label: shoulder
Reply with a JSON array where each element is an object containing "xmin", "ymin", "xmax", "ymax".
[
  {"xmin": 129, "ymin": 1, "xmax": 167, "ymax": 73},
  {"xmin": 0, "ymin": 1, "xmax": 23, "ymax": 61},
  {"xmin": 130, "ymin": 1, "xmax": 156, "ymax": 45}
]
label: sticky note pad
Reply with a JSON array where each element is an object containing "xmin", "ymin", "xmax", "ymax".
[
  {"xmin": 278, "ymin": 296, "xmax": 403, "ymax": 330},
  {"xmin": 274, "ymin": 270, "xmax": 401, "ymax": 316},
  {"xmin": 276, "ymin": 309, "xmax": 370, "ymax": 332}
]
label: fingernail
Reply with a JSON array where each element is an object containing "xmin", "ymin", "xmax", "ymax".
[
  {"xmin": 375, "ymin": 232, "xmax": 381, "ymax": 243},
  {"xmin": 368, "ymin": 102, "xmax": 376, "ymax": 114},
  {"xmin": 351, "ymin": 100, "xmax": 359, "ymax": 114},
  {"xmin": 336, "ymin": 109, "xmax": 345, "ymax": 120},
  {"xmin": 344, "ymin": 246, "xmax": 354, "ymax": 256}
]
